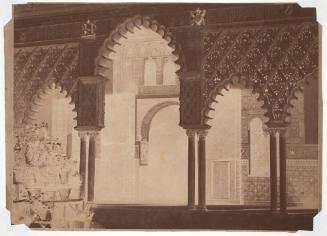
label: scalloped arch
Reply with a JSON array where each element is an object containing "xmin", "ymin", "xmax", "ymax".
[
  {"xmin": 94, "ymin": 15, "xmax": 184, "ymax": 80},
  {"xmin": 202, "ymin": 75, "xmax": 267, "ymax": 126},
  {"xmin": 283, "ymin": 69, "xmax": 318, "ymax": 124},
  {"xmin": 23, "ymin": 80, "xmax": 77, "ymax": 124}
]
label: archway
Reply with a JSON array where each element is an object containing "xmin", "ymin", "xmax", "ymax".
[
  {"xmin": 93, "ymin": 16, "xmax": 185, "ymax": 205},
  {"xmin": 206, "ymin": 82, "xmax": 269, "ymax": 205},
  {"xmin": 138, "ymin": 104, "xmax": 187, "ymax": 205},
  {"xmin": 26, "ymin": 83, "xmax": 79, "ymax": 162}
]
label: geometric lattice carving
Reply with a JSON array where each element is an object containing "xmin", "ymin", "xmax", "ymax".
[
  {"xmin": 202, "ymin": 22, "xmax": 318, "ymax": 127},
  {"xmin": 14, "ymin": 43, "xmax": 79, "ymax": 124}
]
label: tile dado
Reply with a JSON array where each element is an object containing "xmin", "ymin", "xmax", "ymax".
[
  {"xmin": 241, "ymin": 159, "xmax": 319, "ymax": 207},
  {"xmin": 286, "ymin": 144, "xmax": 318, "ymax": 159},
  {"xmin": 240, "ymin": 144, "xmax": 318, "ymax": 160}
]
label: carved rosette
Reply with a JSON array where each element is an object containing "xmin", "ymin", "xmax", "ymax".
[
  {"xmin": 201, "ymin": 22, "xmax": 318, "ymax": 127},
  {"xmin": 14, "ymin": 43, "xmax": 79, "ymax": 124}
]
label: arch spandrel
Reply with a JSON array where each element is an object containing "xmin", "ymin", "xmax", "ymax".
[{"xmin": 201, "ymin": 22, "xmax": 319, "ymax": 127}]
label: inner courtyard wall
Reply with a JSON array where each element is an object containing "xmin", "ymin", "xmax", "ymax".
[{"xmin": 11, "ymin": 17, "xmax": 320, "ymax": 209}]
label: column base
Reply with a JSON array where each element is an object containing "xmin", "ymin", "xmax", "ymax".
[
  {"xmin": 197, "ymin": 206, "xmax": 208, "ymax": 211},
  {"xmin": 187, "ymin": 205, "xmax": 196, "ymax": 210},
  {"xmin": 279, "ymin": 209, "xmax": 288, "ymax": 215},
  {"xmin": 270, "ymin": 208, "xmax": 279, "ymax": 214}
]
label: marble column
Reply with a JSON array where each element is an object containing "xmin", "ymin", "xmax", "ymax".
[
  {"xmin": 186, "ymin": 129, "xmax": 196, "ymax": 210},
  {"xmin": 269, "ymin": 129, "xmax": 278, "ymax": 212},
  {"xmin": 197, "ymin": 129, "xmax": 208, "ymax": 211},
  {"xmin": 87, "ymin": 131, "xmax": 98, "ymax": 202},
  {"xmin": 279, "ymin": 129, "xmax": 288, "ymax": 213},
  {"xmin": 78, "ymin": 132, "xmax": 88, "ymax": 199}
]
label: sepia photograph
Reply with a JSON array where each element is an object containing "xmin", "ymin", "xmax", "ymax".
[{"xmin": 2, "ymin": 1, "xmax": 324, "ymax": 232}]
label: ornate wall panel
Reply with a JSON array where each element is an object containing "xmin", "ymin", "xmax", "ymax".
[
  {"xmin": 14, "ymin": 43, "xmax": 79, "ymax": 124},
  {"xmin": 202, "ymin": 22, "xmax": 318, "ymax": 127}
]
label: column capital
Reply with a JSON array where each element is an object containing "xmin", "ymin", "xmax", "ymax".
[
  {"xmin": 197, "ymin": 129, "xmax": 208, "ymax": 138},
  {"xmin": 78, "ymin": 131, "xmax": 87, "ymax": 139},
  {"xmin": 266, "ymin": 127, "xmax": 287, "ymax": 135},
  {"xmin": 78, "ymin": 130, "xmax": 99, "ymax": 138},
  {"xmin": 186, "ymin": 129, "xmax": 197, "ymax": 137}
]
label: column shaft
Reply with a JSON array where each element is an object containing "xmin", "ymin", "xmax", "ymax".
[
  {"xmin": 88, "ymin": 135, "xmax": 96, "ymax": 202},
  {"xmin": 198, "ymin": 130, "xmax": 207, "ymax": 210},
  {"xmin": 187, "ymin": 130, "xmax": 196, "ymax": 209},
  {"xmin": 270, "ymin": 132, "xmax": 278, "ymax": 211},
  {"xmin": 279, "ymin": 131, "xmax": 287, "ymax": 212},
  {"xmin": 79, "ymin": 135, "xmax": 87, "ymax": 199}
]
